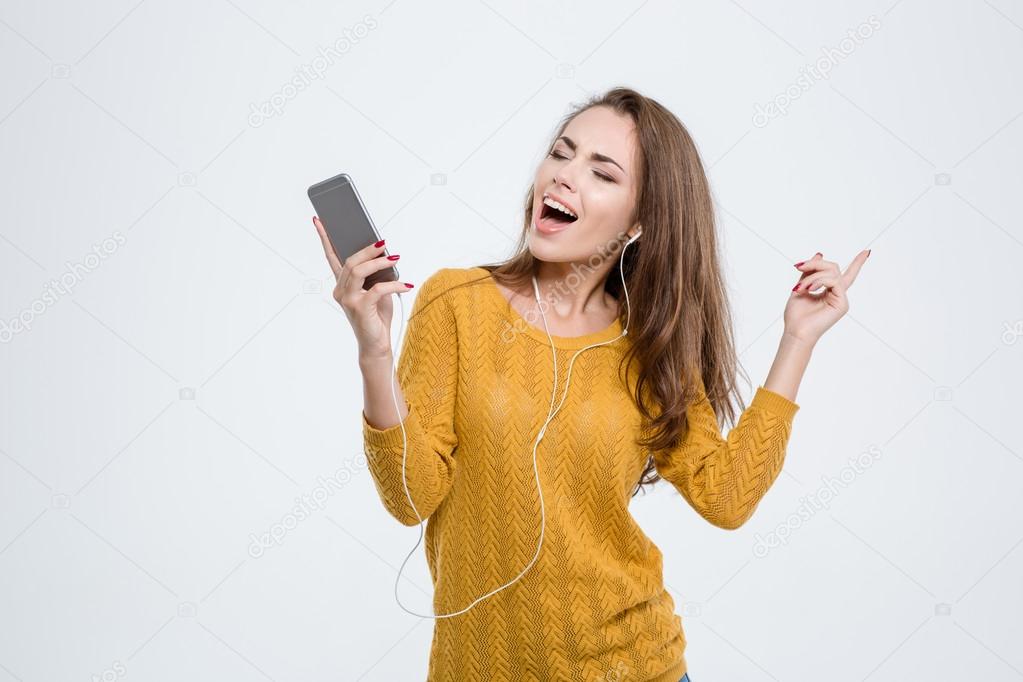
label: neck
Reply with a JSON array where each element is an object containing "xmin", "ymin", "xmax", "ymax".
[{"xmin": 533, "ymin": 260, "xmax": 616, "ymax": 319}]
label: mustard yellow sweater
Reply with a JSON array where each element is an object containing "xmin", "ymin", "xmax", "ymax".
[{"xmin": 362, "ymin": 266, "xmax": 800, "ymax": 681}]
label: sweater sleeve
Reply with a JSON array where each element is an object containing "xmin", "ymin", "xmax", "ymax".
[
  {"xmin": 361, "ymin": 269, "xmax": 459, "ymax": 526},
  {"xmin": 652, "ymin": 375, "xmax": 799, "ymax": 530}
]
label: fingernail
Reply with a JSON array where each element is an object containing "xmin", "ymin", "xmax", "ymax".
[
  {"xmin": 386, "ymin": 254, "xmax": 400, "ymax": 260},
  {"xmin": 794, "ymin": 261, "xmax": 804, "ymax": 267},
  {"xmin": 374, "ymin": 239, "xmax": 385, "ymax": 247},
  {"xmin": 312, "ymin": 216, "xmax": 317, "ymax": 225},
  {"xmin": 815, "ymin": 252, "xmax": 822, "ymax": 257},
  {"xmin": 791, "ymin": 283, "xmax": 800, "ymax": 291},
  {"xmin": 867, "ymin": 249, "xmax": 872, "ymax": 258},
  {"xmin": 405, "ymin": 282, "xmax": 414, "ymax": 288}
]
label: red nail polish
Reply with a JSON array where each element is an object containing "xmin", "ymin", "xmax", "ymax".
[
  {"xmin": 795, "ymin": 261, "xmax": 804, "ymax": 267},
  {"xmin": 374, "ymin": 239, "xmax": 385, "ymax": 247},
  {"xmin": 387, "ymin": 254, "xmax": 400, "ymax": 260},
  {"xmin": 791, "ymin": 283, "xmax": 800, "ymax": 291},
  {"xmin": 405, "ymin": 282, "xmax": 414, "ymax": 288}
]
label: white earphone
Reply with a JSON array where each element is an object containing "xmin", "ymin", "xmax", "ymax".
[{"xmin": 386, "ymin": 228, "xmax": 641, "ymax": 619}]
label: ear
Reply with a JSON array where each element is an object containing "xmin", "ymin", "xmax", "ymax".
[{"xmin": 629, "ymin": 224, "xmax": 643, "ymax": 240}]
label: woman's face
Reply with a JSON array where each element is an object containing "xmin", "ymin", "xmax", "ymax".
[{"xmin": 529, "ymin": 105, "xmax": 641, "ymax": 262}]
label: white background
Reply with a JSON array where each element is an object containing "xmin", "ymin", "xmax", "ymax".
[{"xmin": 1, "ymin": 0, "xmax": 1022, "ymax": 680}]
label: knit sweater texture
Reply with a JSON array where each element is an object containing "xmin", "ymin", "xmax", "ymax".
[{"xmin": 361, "ymin": 266, "xmax": 800, "ymax": 681}]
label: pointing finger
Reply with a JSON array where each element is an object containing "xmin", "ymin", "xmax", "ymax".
[{"xmin": 841, "ymin": 249, "xmax": 871, "ymax": 288}]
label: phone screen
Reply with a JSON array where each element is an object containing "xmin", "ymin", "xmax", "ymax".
[{"xmin": 308, "ymin": 173, "xmax": 398, "ymax": 291}]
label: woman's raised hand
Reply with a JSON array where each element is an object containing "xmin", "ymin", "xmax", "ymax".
[
  {"xmin": 783, "ymin": 249, "xmax": 871, "ymax": 346},
  {"xmin": 313, "ymin": 216, "xmax": 413, "ymax": 360}
]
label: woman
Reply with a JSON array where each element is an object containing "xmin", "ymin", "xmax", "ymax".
[{"xmin": 316, "ymin": 87, "xmax": 869, "ymax": 681}]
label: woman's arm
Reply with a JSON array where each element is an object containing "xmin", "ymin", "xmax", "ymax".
[
  {"xmin": 361, "ymin": 353, "xmax": 411, "ymax": 431},
  {"xmin": 656, "ymin": 248, "xmax": 871, "ymax": 529},
  {"xmin": 361, "ymin": 269, "xmax": 459, "ymax": 526},
  {"xmin": 653, "ymin": 367, "xmax": 799, "ymax": 530}
]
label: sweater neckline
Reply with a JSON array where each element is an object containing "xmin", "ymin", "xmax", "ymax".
[{"xmin": 474, "ymin": 267, "xmax": 626, "ymax": 351}]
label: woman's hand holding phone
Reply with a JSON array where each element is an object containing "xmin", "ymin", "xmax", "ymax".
[{"xmin": 313, "ymin": 215, "xmax": 414, "ymax": 361}]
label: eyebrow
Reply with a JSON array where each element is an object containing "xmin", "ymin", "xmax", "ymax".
[{"xmin": 556, "ymin": 136, "xmax": 626, "ymax": 175}]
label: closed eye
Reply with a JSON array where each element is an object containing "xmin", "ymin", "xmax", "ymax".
[{"xmin": 548, "ymin": 151, "xmax": 615, "ymax": 183}]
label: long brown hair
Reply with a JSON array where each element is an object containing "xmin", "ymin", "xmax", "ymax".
[{"xmin": 445, "ymin": 86, "xmax": 750, "ymax": 497}]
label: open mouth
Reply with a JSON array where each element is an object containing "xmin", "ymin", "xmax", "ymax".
[{"xmin": 539, "ymin": 201, "xmax": 578, "ymax": 226}]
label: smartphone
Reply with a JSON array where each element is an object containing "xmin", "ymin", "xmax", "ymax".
[{"xmin": 308, "ymin": 173, "xmax": 398, "ymax": 291}]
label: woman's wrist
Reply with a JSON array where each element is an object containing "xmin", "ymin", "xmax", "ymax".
[
  {"xmin": 763, "ymin": 333, "xmax": 815, "ymax": 402},
  {"xmin": 779, "ymin": 330, "xmax": 817, "ymax": 354},
  {"xmin": 359, "ymin": 349, "xmax": 394, "ymax": 369}
]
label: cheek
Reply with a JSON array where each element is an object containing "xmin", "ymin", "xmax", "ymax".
[{"xmin": 586, "ymin": 189, "xmax": 629, "ymax": 225}]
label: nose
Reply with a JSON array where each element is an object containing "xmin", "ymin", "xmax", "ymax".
[{"xmin": 553, "ymin": 166, "xmax": 576, "ymax": 192}]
